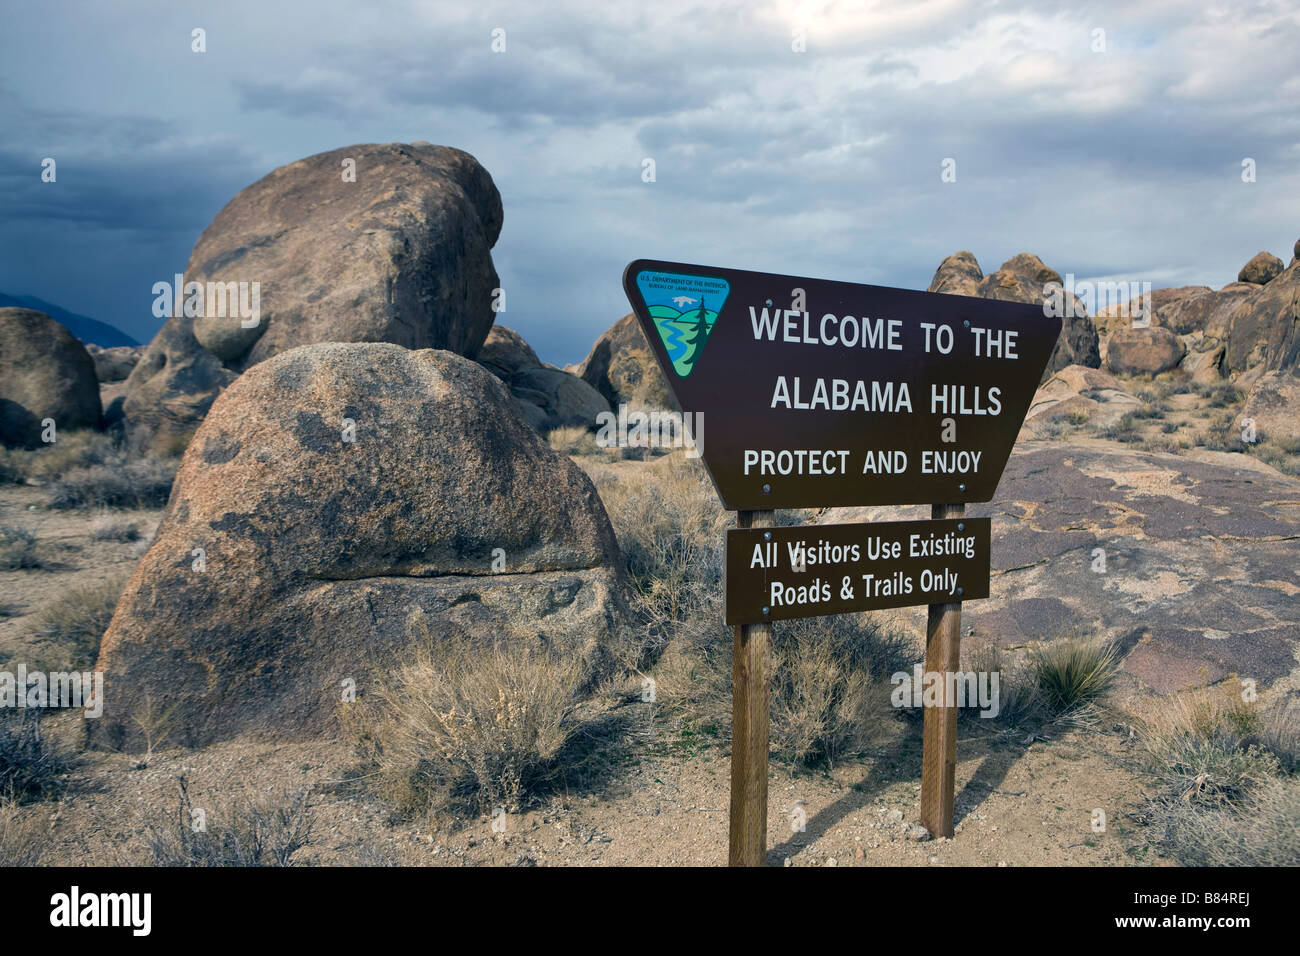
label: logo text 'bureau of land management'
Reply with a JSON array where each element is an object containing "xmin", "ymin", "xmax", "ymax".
[{"xmin": 633, "ymin": 270, "xmax": 731, "ymax": 377}]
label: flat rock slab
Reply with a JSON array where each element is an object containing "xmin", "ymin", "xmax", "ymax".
[{"xmin": 826, "ymin": 440, "xmax": 1300, "ymax": 696}]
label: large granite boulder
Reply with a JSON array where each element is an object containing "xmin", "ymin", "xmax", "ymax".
[
  {"xmin": 825, "ymin": 441, "xmax": 1300, "ymax": 697},
  {"xmin": 477, "ymin": 325, "xmax": 610, "ymax": 430},
  {"xmin": 977, "ymin": 253, "xmax": 1101, "ymax": 375},
  {"xmin": 1224, "ymin": 252, "xmax": 1300, "ymax": 376},
  {"xmin": 94, "ymin": 343, "xmax": 630, "ymax": 748},
  {"xmin": 85, "ymin": 344, "xmax": 143, "ymax": 384},
  {"xmin": 927, "ymin": 252, "xmax": 1100, "ymax": 379},
  {"xmin": 0, "ymin": 308, "xmax": 102, "ymax": 447},
  {"xmin": 568, "ymin": 313, "xmax": 678, "ymax": 411},
  {"xmin": 1105, "ymin": 326, "xmax": 1186, "ymax": 376},
  {"xmin": 926, "ymin": 251, "xmax": 983, "ymax": 296},
  {"xmin": 122, "ymin": 142, "xmax": 503, "ymax": 453},
  {"xmin": 1242, "ymin": 370, "xmax": 1300, "ymax": 443},
  {"xmin": 1093, "ymin": 285, "xmax": 1209, "ymax": 338},
  {"xmin": 1238, "ymin": 251, "xmax": 1285, "ymax": 286},
  {"xmin": 1159, "ymin": 282, "xmax": 1257, "ymax": 337},
  {"xmin": 1022, "ymin": 365, "xmax": 1142, "ymax": 433}
]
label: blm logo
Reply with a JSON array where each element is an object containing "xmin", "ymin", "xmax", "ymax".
[{"xmin": 632, "ymin": 270, "xmax": 730, "ymax": 377}]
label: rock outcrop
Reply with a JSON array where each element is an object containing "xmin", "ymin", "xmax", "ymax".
[
  {"xmin": 1105, "ymin": 326, "xmax": 1186, "ymax": 376},
  {"xmin": 1159, "ymin": 283, "xmax": 1256, "ymax": 337},
  {"xmin": 94, "ymin": 343, "xmax": 629, "ymax": 748},
  {"xmin": 0, "ymin": 308, "xmax": 102, "ymax": 447},
  {"xmin": 1238, "ymin": 251, "xmax": 1285, "ymax": 286},
  {"xmin": 926, "ymin": 251, "xmax": 983, "ymax": 297},
  {"xmin": 477, "ymin": 325, "xmax": 610, "ymax": 430},
  {"xmin": 1224, "ymin": 251, "xmax": 1300, "ymax": 376},
  {"xmin": 825, "ymin": 441, "xmax": 1300, "ymax": 696},
  {"xmin": 85, "ymin": 344, "xmax": 143, "ymax": 384},
  {"xmin": 122, "ymin": 142, "xmax": 503, "ymax": 453},
  {"xmin": 1022, "ymin": 365, "xmax": 1142, "ymax": 433},
  {"xmin": 1242, "ymin": 370, "xmax": 1300, "ymax": 443},
  {"xmin": 927, "ymin": 252, "xmax": 1101, "ymax": 378},
  {"xmin": 569, "ymin": 313, "xmax": 678, "ymax": 411}
]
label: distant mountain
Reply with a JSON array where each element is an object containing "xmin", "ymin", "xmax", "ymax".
[{"xmin": 0, "ymin": 293, "xmax": 139, "ymax": 347}]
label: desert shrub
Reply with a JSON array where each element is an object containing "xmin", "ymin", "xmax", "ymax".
[
  {"xmin": 0, "ymin": 711, "xmax": 66, "ymax": 802},
  {"xmin": 597, "ymin": 455, "xmax": 920, "ymax": 764},
  {"xmin": 1200, "ymin": 411, "xmax": 1246, "ymax": 452},
  {"xmin": 1066, "ymin": 409, "xmax": 1091, "ymax": 426},
  {"xmin": 356, "ymin": 624, "xmax": 586, "ymax": 817},
  {"xmin": 1144, "ymin": 435, "xmax": 1184, "ymax": 455},
  {"xmin": 0, "ymin": 448, "xmax": 24, "ymax": 485},
  {"xmin": 0, "ymin": 430, "xmax": 117, "ymax": 484},
  {"xmin": 1160, "ymin": 421, "xmax": 1178, "ymax": 434},
  {"xmin": 27, "ymin": 576, "xmax": 124, "ymax": 671},
  {"xmin": 47, "ymin": 458, "xmax": 176, "ymax": 509},
  {"xmin": 90, "ymin": 514, "xmax": 140, "ymax": 542},
  {"xmin": 769, "ymin": 615, "xmax": 914, "ymax": 766},
  {"xmin": 1102, "ymin": 413, "xmax": 1143, "ymax": 443},
  {"xmin": 654, "ymin": 610, "xmax": 915, "ymax": 766},
  {"xmin": 1200, "ymin": 383, "xmax": 1242, "ymax": 408},
  {"xmin": 145, "ymin": 776, "xmax": 313, "ymax": 866},
  {"xmin": 0, "ymin": 798, "xmax": 45, "ymax": 866},
  {"xmin": 1136, "ymin": 691, "xmax": 1280, "ymax": 808},
  {"xmin": 1131, "ymin": 392, "xmax": 1171, "ymax": 419},
  {"xmin": 546, "ymin": 425, "xmax": 599, "ymax": 457},
  {"xmin": 959, "ymin": 640, "xmax": 1040, "ymax": 726},
  {"xmin": 1249, "ymin": 435, "xmax": 1300, "ymax": 477},
  {"xmin": 596, "ymin": 455, "xmax": 729, "ymax": 639},
  {"xmin": 1029, "ymin": 637, "xmax": 1119, "ymax": 719},
  {"xmin": 0, "ymin": 524, "xmax": 42, "ymax": 570},
  {"xmin": 1134, "ymin": 691, "xmax": 1297, "ymax": 863},
  {"xmin": 1253, "ymin": 699, "xmax": 1300, "ymax": 773},
  {"xmin": 1144, "ymin": 776, "xmax": 1300, "ymax": 866}
]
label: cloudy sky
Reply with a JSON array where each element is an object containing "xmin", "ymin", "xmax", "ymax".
[{"xmin": 2, "ymin": 0, "xmax": 1297, "ymax": 364}]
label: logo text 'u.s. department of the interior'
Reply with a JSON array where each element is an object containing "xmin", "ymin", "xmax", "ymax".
[{"xmin": 632, "ymin": 270, "xmax": 730, "ymax": 377}]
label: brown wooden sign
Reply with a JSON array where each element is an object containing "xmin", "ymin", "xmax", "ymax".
[
  {"xmin": 623, "ymin": 259, "xmax": 1062, "ymax": 510},
  {"xmin": 726, "ymin": 518, "xmax": 990, "ymax": 624}
]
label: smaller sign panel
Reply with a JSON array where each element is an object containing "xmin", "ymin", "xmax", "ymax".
[{"xmin": 726, "ymin": 519, "xmax": 991, "ymax": 625}]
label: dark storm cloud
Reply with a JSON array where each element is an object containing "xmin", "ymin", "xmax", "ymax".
[{"xmin": 1, "ymin": 0, "xmax": 1297, "ymax": 362}]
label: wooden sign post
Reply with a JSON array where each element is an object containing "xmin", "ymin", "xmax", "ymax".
[
  {"xmin": 729, "ymin": 509, "xmax": 773, "ymax": 867},
  {"xmin": 920, "ymin": 502, "xmax": 964, "ymax": 838},
  {"xmin": 623, "ymin": 259, "xmax": 1060, "ymax": 863}
]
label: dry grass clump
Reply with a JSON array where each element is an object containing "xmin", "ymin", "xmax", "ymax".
[
  {"xmin": 1135, "ymin": 690, "xmax": 1283, "ymax": 807},
  {"xmin": 1099, "ymin": 413, "xmax": 1143, "ymax": 443},
  {"xmin": 27, "ymin": 575, "xmax": 125, "ymax": 671},
  {"xmin": 1148, "ymin": 776, "xmax": 1300, "ymax": 866},
  {"xmin": 350, "ymin": 620, "xmax": 587, "ymax": 819},
  {"xmin": 768, "ymin": 615, "xmax": 913, "ymax": 766},
  {"xmin": 0, "ymin": 711, "xmax": 68, "ymax": 803},
  {"xmin": 959, "ymin": 640, "xmax": 1041, "ymax": 726},
  {"xmin": 547, "ymin": 425, "xmax": 600, "ymax": 457},
  {"xmin": 0, "ymin": 430, "xmax": 117, "ymax": 483},
  {"xmin": 0, "ymin": 428, "xmax": 179, "ymax": 508},
  {"xmin": 653, "ymin": 612, "xmax": 914, "ymax": 767},
  {"xmin": 47, "ymin": 458, "xmax": 176, "ymax": 509},
  {"xmin": 1029, "ymin": 636, "xmax": 1119, "ymax": 720},
  {"xmin": 0, "ymin": 523, "xmax": 42, "ymax": 570},
  {"xmin": 594, "ymin": 454, "xmax": 729, "ymax": 641},
  {"xmin": 144, "ymin": 776, "xmax": 314, "ymax": 866},
  {"xmin": 0, "ymin": 798, "xmax": 46, "ymax": 866},
  {"xmin": 1248, "ymin": 434, "xmax": 1300, "ymax": 477},
  {"xmin": 593, "ymin": 453, "xmax": 918, "ymax": 766},
  {"xmin": 1132, "ymin": 690, "xmax": 1299, "ymax": 864},
  {"xmin": 89, "ymin": 513, "xmax": 141, "ymax": 542}
]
